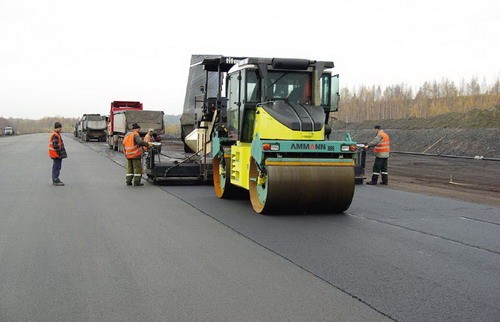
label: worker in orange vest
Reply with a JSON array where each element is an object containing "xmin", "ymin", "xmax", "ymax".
[
  {"xmin": 48, "ymin": 122, "xmax": 68, "ymax": 186},
  {"xmin": 144, "ymin": 128, "xmax": 155, "ymax": 144},
  {"xmin": 365, "ymin": 125, "xmax": 391, "ymax": 185},
  {"xmin": 142, "ymin": 128, "xmax": 155, "ymax": 152},
  {"xmin": 123, "ymin": 123, "xmax": 150, "ymax": 186},
  {"xmin": 144, "ymin": 128, "xmax": 163, "ymax": 152}
]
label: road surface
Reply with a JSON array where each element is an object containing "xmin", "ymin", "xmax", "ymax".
[
  {"xmin": 1, "ymin": 133, "xmax": 499, "ymax": 321},
  {"xmin": 0, "ymin": 134, "xmax": 388, "ymax": 321}
]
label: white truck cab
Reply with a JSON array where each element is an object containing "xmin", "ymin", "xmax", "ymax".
[{"xmin": 4, "ymin": 126, "xmax": 14, "ymax": 135}]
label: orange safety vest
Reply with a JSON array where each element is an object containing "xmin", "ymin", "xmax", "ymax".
[
  {"xmin": 123, "ymin": 131, "xmax": 143, "ymax": 159},
  {"xmin": 48, "ymin": 131, "xmax": 63, "ymax": 159},
  {"xmin": 374, "ymin": 130, "xmax": 390, "ymax": 153}
]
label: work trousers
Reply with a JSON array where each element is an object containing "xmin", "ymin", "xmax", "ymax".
[
  {"xmin": 52, "ymin": 158, "xmax": 62, "ymax": 182},
  {"xmin": 372, "ymin": 157, "xmax": 388, "ymax": 175},
  {"xmin": 126, "ymin": 158, "xmax": 143, "ymax": 185}
]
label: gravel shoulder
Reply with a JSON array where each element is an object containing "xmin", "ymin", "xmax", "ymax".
[{"xmin": 364, "ymin": 152, "xmax": 500, "ymax": 207}]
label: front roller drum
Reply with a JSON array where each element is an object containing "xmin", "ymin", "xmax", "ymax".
[{"xmin": 249, "ymin": 160, "xmax": 355, "ymax": 214}]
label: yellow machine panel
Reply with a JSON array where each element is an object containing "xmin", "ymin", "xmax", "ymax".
[
  {"xmin": 230, "ymin": 143, "xmax": 252, "ymax": 189},
  {"xmin": 253, "ymin": 107, "xmax": 324, "ymax": 141}
]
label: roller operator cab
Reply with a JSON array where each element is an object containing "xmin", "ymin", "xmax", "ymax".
[{"xmin": 211, "ymin": 57, "xmax": 358, "ymax": 214}]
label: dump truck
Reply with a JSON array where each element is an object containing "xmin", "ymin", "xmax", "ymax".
[
  {"xmin": 107, "ymin": 101, "xmax": 143, "ymax": 150},
  {"xmin": 78, "ymin": 114, "xmax": 108, "ymax": 142},
  {"xmin": 152, "ymin": 55, "xmax": 359, "ymax": 214},
  {"xmin": 108, "ymin": 104, "xmax": 164, "ymax": 152}
]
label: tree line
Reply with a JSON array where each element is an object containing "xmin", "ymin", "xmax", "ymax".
[
  {"xmin": 0, "ymin": 117, "xmax": 78, "ymax": 135},
  {"xmin": 334, "ymin": 77, "xmax": 500, "ymax": 123}
]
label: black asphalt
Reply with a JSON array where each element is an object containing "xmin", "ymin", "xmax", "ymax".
[
  {"xmin": 157, "ymin": 143, "xmax": 500, "ymax": 321},
  {"xmin": 91, "ymin": 136, "xmax": 500, "ymax": 321},
  {"xmin": 159, "ymin": 185, "xmax": 500, "ymax": 321},
  {"xmin": 0, "ymin": 134, "xmax": 390, "ymax": 321},
  {"xmin": 93, "ymin": 136, "xmax": 500, "ymax": 321}
]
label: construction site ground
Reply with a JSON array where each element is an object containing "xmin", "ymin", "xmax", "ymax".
[{"xmin": 364, "ymin": 152, "xmax": 500, "ymax": 207}]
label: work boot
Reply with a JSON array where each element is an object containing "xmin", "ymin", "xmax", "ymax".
[
  {"xmin": 134, "ymin": 174, "xmax": 143, "ymax": 186},
  {"xmin": 366, "ymin": 174, "xmax": 379, "ymax": 185},
  {"xmin": 381, "ymin": 173, "xmax": 388, "ymax": 185},
  {"xmin": 53, "ymin": 179, "xmax": 65, "ymax": 186}
]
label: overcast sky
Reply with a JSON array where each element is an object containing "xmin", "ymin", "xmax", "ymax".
[{"xmin": 1, "ymin": 0, "xmax": 499, "ymax": 119}]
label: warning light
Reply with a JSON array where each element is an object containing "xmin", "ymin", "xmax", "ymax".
[{"xmin": 263, "ymin": 143, "xmax": 280, "ymax": 151}]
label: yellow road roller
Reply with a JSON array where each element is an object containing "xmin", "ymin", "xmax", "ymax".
[
  {"xmin": 177, "ymin": 56, "xmax": 357, "ymax": 213},
  {"xmin": 204, "ymin": 57, "xmax": 358, "ymax": 214}
]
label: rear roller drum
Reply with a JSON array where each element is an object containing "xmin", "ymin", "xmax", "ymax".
[{"xmin": 213, "ymin": 156, "xmax": 241, "ymax": 199}]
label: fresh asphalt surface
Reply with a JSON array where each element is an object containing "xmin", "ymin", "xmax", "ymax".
[{"xmin": 1, "ymin": 134, "xmax": 499, "ymax": 321}]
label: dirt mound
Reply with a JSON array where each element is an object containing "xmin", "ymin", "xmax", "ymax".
[
  {"xmin": 333, "ymin": 106, "xmax": 500, "ymax": 129},
  {"xmin": 331, "ymin": 107, "xmax": 500, "ymax": 158}
]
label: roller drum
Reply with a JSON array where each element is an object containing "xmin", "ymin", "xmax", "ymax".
[{"xmin": 250, "ymin": 163, "xmax": 355, "ymax": 214}]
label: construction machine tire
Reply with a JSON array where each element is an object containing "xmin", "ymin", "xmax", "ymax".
[
  {"xmin": 213, "ymin": 156, "xmax": 242, "ymax": 199},
  {"xmin": 249, "ymin": 159, "xmax": 355, "ymax": 214}
]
